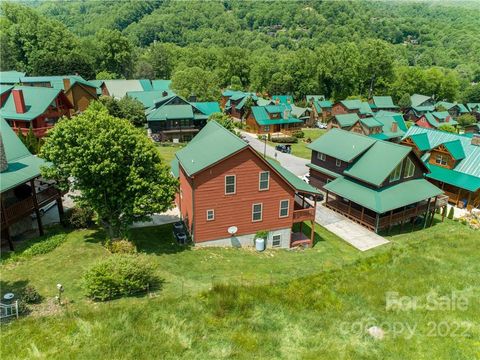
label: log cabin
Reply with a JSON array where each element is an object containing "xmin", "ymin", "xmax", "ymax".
[
  {"xmin": 405, "ymin": 94, "xmax": 435, "ymax": 121},
  {"xmin": 247, "ymin": 104, "xmax": 303, "ymax": 135},
  {"xmin": 0, "ymin": 117, "xmax": 63, "ymax": 250},
  {"xmin": 146, "ymin": 94, "xmax": 220, "ymax": 142},
  {"xmin": 0, "ymin": 86, "xmax": 73, "ymax": 138},
  {"xmin": 96, "ymin": 79, "xmax": 153, "ymax": 99},
  {"xmin": 307, "ymin": 128, "xmax": 445, "ymax": 233},
  {"xmin": 221, "ymin": 90, "xmax": 273, "ymax": 119},
  {"xmin": 401, "ymin": 126, "xmax": 480, "ymax": 210},
  {"xmin": 309, "ymin": 100, "xmax": 333, "ymax": 124},
  {"xmin": 331, "ymin": 99, "xmax": 373, "ymax": 118},
  {"xmin": 414, "ymin": 112, "xmax": 458, "ymax": 130},
  {"xmin": 435, "ymin": 101, "xmax": 469, "ymax": 118},
  {"xmin": 369, "ymin": 96, "xmax": 399, "ymax": 113},
  {"xmin": 170, "ymin": 121, "xmax": 321, "ymax": 248},
  {"xmin": 20, "ymin": 76, "xmax": 98, "ymax": 114}
]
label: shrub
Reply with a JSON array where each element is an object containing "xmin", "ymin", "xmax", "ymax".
[
  {"xmin": 66, "ymin": 205, "xmax": 95, "ymax": 229},
  {"xmin": 108, "ymin": 239, "xmax": 137, "ymax": 254},
  {"xmin": 21, "ymin": 234, "xmax": 67, "ymax": 258},
  {"xmin": 271, "ymin": 136, "xmax": 298, "ymax": 143},
  {"xmin": 20, "ymin": 285, "xmax": 42, "ymax": 304},
  {"xmin": 83, "ymin": 255, "xmax": 157, "ymax": 301},
  {"xmin": 447, "ymin": 207, "xmax": 455, "ymax": 219},
  {"xmin": 292, "ymin": 130, "xmax": 304, "ymax": 138}
]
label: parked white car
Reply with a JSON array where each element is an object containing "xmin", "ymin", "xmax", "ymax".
[{"xmin": 316, "ymin": 122, "xmax": 327, "ymax": 129}]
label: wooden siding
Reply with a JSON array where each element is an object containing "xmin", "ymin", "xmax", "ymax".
[
  {"xmin": 378, "ymin": 152, "xmax": 426, "ymax": 188},
  {"xmin": 190, "ymin": 147, "xmax": 295, "ymax": 243},
  {"xmin": 179, "ymin": 165, "xmax": 194, "ymax": 235},
  {"xmin": 310, "ymin": 150, "xmax": 349, "ymax": 174},
  {"xmin": 67, "ymin": 84, "xmax": 97, "ymax": 113},
  {"xmin": 428, "ymin": 147, "xmax": 456, "ymax": 169},
  {"xmin": 331, "ymin": 103, "xmax": 351, "ymax": 116}
]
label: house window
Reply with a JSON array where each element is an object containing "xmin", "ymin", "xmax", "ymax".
[
  {"xmin": 252, "ymin": 203, "xmax": 263, "ymax": 222},
  {"xmin": 317, "ymin": 153, "xmax": 326, "ymax": 161},
  {"xmin": 263, "ymin": 126, "xmax": 270, "ymax": 132},
  {"xmin": 272, "ymin": 234, "xmax": 281, "ymax": 247},
  {"xmin": 435, "ymin": 154, "xmax": 448, "ymax": 166},
  {"xmin": 259, "ymin": 171, "xmax": 270, "ymax": 190},
  {"xmin": 279, "ymin": 199, "xmax": 289, "ymax": 218},
  {"xmin": 225, "ymin": 175, "xmax": 236, "ymax": 194},
  {"xmin": 404, "ymin": 158, "xmax": 415, "ymax": 178},
  {"xmin": 389, "ymin": 162, "xmax": 403, "ymax": 182},
  {"xmin": 335, "ymin": 159, "xmax": 342, "ymax": 167},
  {"xmin": 206, "ymin": 209, "xmax": 215, "ymax": 221}
]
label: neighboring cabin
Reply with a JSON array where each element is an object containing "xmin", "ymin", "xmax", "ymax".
[
  {"xmin": 309, "ymin": 99, "xmax": 333, "ymax": 124},
  {"xmin": 0, "ymin": 86, "xmax": 73, "ymax": 138},
  {"xmin": 331, "ymin": 99, "xmax": 373, "ymax": 118},
  {"xmin": 94, "ymin": 79, "xmax": 153, "ymax": 99},
  {"xmin": 0, "ymin": 117, "xmax": 63, "ymax": 249},
  {"xmin": 0, "ymin": 71, "xmax": 26, "ymax": 85},
  {"xmin": 405, "ymin": 94, "xmax": 435, "ymax": 121},
  {"xmin": 170, "ymin": 121, "xmax": 321, "ymax": 248},
  {"xmin": 402, "ymin": 127, "xmax": 480, "ymax": 210},
  {"xmin": 307, "ymin": 129, "xmax": 444, "ymax": 233},
  {"xmin": 19, "ymin": 75, "xmax": 98, "ymax": 114},
  {"xmin": 146, "ymin": 94, "xmax": 220, "ymax": 142},
  {"xmin": 435, "ymin": 101, "xmax": 469, "ymax": 118},
  {"xmin": 247, "ymin": 104, "xmax": 303, "ymax": 134},
  {"xmin": 221, "ymin": 90, "xmax": 273, "ymax": 119},
  {"xmin": 369, "ymin": 96, "xmax": 399, "ymax": 113},
  {"xmin": 415, "ymin": 111, "xmax": 458, "ymax": 130}
]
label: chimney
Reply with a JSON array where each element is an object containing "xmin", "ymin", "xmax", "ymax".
[
  {"xmin": 472, "ymin": 134, "xmax": 480, "ymax": 146},
  {"xmin": 445, "ymin": 116, "xmax": 450, "ymax": 123},
  {"xmin": 12, "ymin": 89, "xmax": 26, "ymax": 114},
  {"xmin": 391, "ymin": 121, "xmax": 398, "ymax": 132},
  {"xmin": 162, "ymin": 91, "xmax": 168, "ymax": 97},
  {"xmin": 63, "ymin": 78, "xmax": 71, "ymax": 90},
  {"xmin": 0, "ymin": 134, "xmax": 8, "ymax": 173},
  {"xmin": 275, "ymin": 98, "xmax": 280, "ymax": 104}
]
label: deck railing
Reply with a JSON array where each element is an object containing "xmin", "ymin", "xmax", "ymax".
[
  {"xmin": 13, "ymin": 126, "xmax": 53, "ymax": 138},
  {"xmin": 292, "ymin": 208, "xmax": 315, "ymax": 222}
]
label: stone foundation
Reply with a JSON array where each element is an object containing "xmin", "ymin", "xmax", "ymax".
[{"xmin": 194, "ymin": 228, "xmax": 291, "ymax": 249}]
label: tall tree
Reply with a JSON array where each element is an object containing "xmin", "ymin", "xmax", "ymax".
[
  {"xmin": 92, "ymin": 29, "xmax": 135, "ymax": 78},
  {"xmin": 40, "ymin": 102, "xmax": 177, "ymax": 238},
  {"xmin": 171, "ymin": 66, "xmax": 221, "ymax": 101}
]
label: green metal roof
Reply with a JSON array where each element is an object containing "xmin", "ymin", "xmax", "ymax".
[
  {"xmin": 0, "ymin": 71, "xmax": 26, "ymax": 84},
  {"xmin": 467, "ymin": 103, "xmax": 480, "ymax": 112},
  {"xmin": 308, "ymin": 128, "xmax": 375, "ymax": 162},
  {"xmin": 0, "ymin": 85, "xmax": 13, "ymax": 95},
  {"xmin": 101, "ymin": 80, "xmax": 146, "ymax": 99},
  {"xmin": 403, "ymin": 126, "xmax": 480, "ymax": 179},
  {"xmin": 412, "ymin": 105, "xmax": 435, "ymax": 113},
  {"xmin": 251, "ymin": 106, "xmax": 302, "ymax": 126},
  {"xmin": 359, "ymin": 102, "xmax": 373, "ymax": 115},
  {"xmin": 0, "ymin": 86, "xmax": 63, "ymax": 121},
  {"xmin": 435, "ymin": 101, "xmax": 455, "ymax": 110},
  {"xmin": 191, "ymin": 102, "xmax": 221, "ymax": 116},
  {"xmin": 290, "ymin": 104, "xmax": 309, "ymax": 118},
  {"xmin": 360, "ymin": 117, "xmax": 383, "ymax": 128},
  {"xmin": 324, "ymin": 177, "xmax": 443, "ymax": 214},
  {"xmin": 20, "ymin": 75, "xmax": 97, "ymax": 91},
  {"xmin": 340, "ymin": 99, "xmax": 362, "ymax": 110},
  {"xmin": 126, "ymin": 90, "xmax": 174, "ymax": 108},
  {"xmin": 409, "ymin": 133, "xmax": 431, "ymax": 151},
  {"xmin": 425, "ymin": 164, "xmax": 480, "ymax": 192},
  {"xmin": 0, "ymin": 117, "xmax": 45, "ymax": 192},
  {"xmin": 267, "ymin": 159, "xmax": 321, "ymax": 195},
  {"xmin": 170, "ymin": 158, "xmax": 179, "ymax": 178},
  {"xmin": 175, "ymin": 121, "xmax": 248, "ymax": 176},
  {"xmin": 372, "ymin": 96, "xmax": 398, "ymax": 109},
  {"xmin": 306, "ymin": 163, "xmax": 341, "ymax": 179},
  {"xmin": 423, "ymin": 112, "xmax": 458, "ymax": 127},
  {"xmin": 370, "ymin": 113, "xmax": 406, "ymax": 139},
  {"xmin": 334, "ymin": 113, "xmax": 360, "ymax": 128},
  {"xmin": 139, "ymin": 79, "xmax": 153, "ymax": 91},
  {"xmin": 147, "ymin": 104, "xmax": 194, "ymax": 121},
  {"xmin": 411, "ymin": 94, "xmax": 433, "ymax": 107},
  {"xmin": 343, "ymin": 141, "xmax": 411, "ymax": 187},
  {"xmin": 441, "ymin": 140, "xmax": 465, "ymax": 160}
]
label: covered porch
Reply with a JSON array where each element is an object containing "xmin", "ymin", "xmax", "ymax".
[
  {"xmin": 290, "ymin": 192, "xmax": 317, "ymax": 247},
  {"xmin": 323, "ymin": 177, "xmax": 446, "ymax": 234}
]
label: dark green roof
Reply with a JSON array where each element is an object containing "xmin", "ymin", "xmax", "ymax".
[
  {"xmin": 126, "ymin": 90, "xmax": 174, "ymax": 108},
  {"xmin": 409, "ymin": 133, "xmax": 431, "ymax": 151},
  {"xmin": 360, "ymin": 117, "xmax": 383, "ymax": 128},
  {"xmin": 308, "ymin": 128, "xmax": 375, "ymax": 162},
  {"xmin": 0, "ymin": 117, "xmax": 45, "ymax": 192},
  {"xmin": 334, "ymin": 113, "xmax": 360, "ymax": 128},
  {"xmin": 251, "ymin": 106, "xmax": 302, "ymax": 126},
  {"xmin": 425, "ymin": 164, "xmax": 480, "ymax": 192},
  {"xmin": 324, "ymin": 177, "xmax": 443, "ymax": 214},
  {"xmin": 147, "ymin": 104, "xmax": 193, "ymax": 121},
  {"xmin": 372, "ymin": 96, "xmax": 398, "ymax": 109},
  {"xmin": 266, "ymin": 159, "xmax": 321, "ymax": 195},
  {"xmin": 343, "ymin": 141, "xmax": 411, "ymax": 187},
  {"xmin": 191, "ymin": 102, "xmax": 221, "ymax": 115},
  {"xmin": 175, "ymin": 121, "xmax": 248, "ymax": 176},
  {"xmin": 0, "ymin": 71, "xmax": 26, "ymax": 84},
  {"xmin": 0, "ymin": 86, "xmax": 64, "ymax": 121},
  {"xmin": 20, "ymin": 75, "xmax": 96, "ymax": 91},
  {"xmin": 441, "ymin": 140, "xmax": 465, "ymax": 160}
]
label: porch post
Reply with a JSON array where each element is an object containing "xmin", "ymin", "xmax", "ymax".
[
  {"xmin": 30, "ymin": 179, "xmax": 44, "ymax": 236},
  {"xmin": 56, "ymin": 189, "xmax": 64, "ymax": 224},
  {"xmin": 400, "ymin": 206, "xmax": 407, "ymax": 231},
  {"xmin": 387, "ymin": 210, "xmax": 393, "ymax": 235},
  {"xmin": 423, "ymin": 197, "xmax": 432, "ymax": 229},
  {"xmin": 310, "ymin": 220, "xmax": 315, "ymax": 246},
  {"xmin": 325, "ymin": 190, "xmax": 329, "ymax": 204},
  {"xmin": 347, "ymin": 201, "xmax": 351, "ymax": 216},
  {"xmin": 361, "ymin": 207, "xmax": 365, "ymax": 222},
  {"xmin": 456, "ymin": 188, "xmax": 461, "ymax": 206},
  {"xmin": 1, "ymin": 199, "xmax": 14, "ymax": 251},
  {"xmin": 374, "ymin": 213, "xmax": 380, "ymax": 233},
  {"xmin": 429, "ymin": 196, "xmax": 438, "ymax": 227}
]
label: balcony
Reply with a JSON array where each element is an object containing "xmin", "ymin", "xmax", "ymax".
[
  {"xmin": 292, "ymin": 194, "xmax": 316, "ymax": 222},
  {"xmin": 13, "ymin": 126, "xmax": 54, "ymax": 138}
]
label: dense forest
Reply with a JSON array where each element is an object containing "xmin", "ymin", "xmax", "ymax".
[{"xmin": 1, "ymin": 0, "xmax": 479, "ymax": 102}]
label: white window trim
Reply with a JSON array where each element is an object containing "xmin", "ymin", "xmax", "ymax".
[
  {"xmin": 225, "ymin": 175, "xmax": 236, "ymax": 195},
  {"xmin": 317, "ymin": 153, "xmax": 326, "ymax": 161},
  {"xmin": 259, "ymin": 171, "xmax": 270, "ymax": 191},
  {"xmin": 404, "ymin": 158, "xmax": 415, "ymax": 178},
  {"xmin": 252, "ymin": 203, "xmax": 263, "ymax": 222},
  {"xmin": 279, "ymin": 199, "xmax": 289, "ymax": 218},
  {"xmin": 335, "ymin": 159, "xmax": 342, "ymax": 167},
  {"xmin": 206, "ymin": 209, "xmax": 215, "ymax": 221},
  {"xmin": 435, "ymin": 154, "xmax": 448, "ymax": 166},
  {"xmin": 389, "ymin": 162, "xmax": 403, "ymax": 182},
  {"xmin": 272, "ymin": 234, "xmax": 282, "ymax": 247}
]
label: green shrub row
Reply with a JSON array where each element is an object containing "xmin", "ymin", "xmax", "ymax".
[{"xmin": 271, "ymin": 136, "xmax": 298, "ymax": 143}]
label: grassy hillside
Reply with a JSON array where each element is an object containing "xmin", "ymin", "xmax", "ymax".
[{"xmin": 1, "ymin": 218, "xmax": 478, "ymax": 358}]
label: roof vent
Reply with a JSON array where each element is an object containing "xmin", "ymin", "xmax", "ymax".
[
  {"xmin": 0, "ymin": 134, "xmax": 8, "ymax": 173},
  {"xmin": 391, "ymin": 122, "xmax": 398, "ymax": 132}
]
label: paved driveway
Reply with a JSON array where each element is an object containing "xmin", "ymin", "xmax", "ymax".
[{"xmin": 241, "ymin": 131, "xmax": 309, "ymax": 176}]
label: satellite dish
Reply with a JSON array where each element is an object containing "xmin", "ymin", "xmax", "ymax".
[{"xmin": 227, "ymin": 226, "xmax": 238, "ymax": 235}]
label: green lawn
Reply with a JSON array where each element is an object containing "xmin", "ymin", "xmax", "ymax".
[
  {"xmin": 269, "ymin": 128, "xmax": 326, "ymax": 159},
  {"xmin": 155, "ymin": 143, "xmax": 185, "ymax": 166},
  {"xmin": 1, "ymin": 218, "xmax": 478, "ymax": 359}
]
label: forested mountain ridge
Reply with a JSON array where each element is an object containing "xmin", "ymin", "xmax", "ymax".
[{"xmin": 2, "ymin": 1, "xmax": 480, "ymax": 103}]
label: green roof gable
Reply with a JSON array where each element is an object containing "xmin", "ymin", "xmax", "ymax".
[
  {"xmin": 251, "ymin": 106, "xmax": 302, "ymax": 126},
  {"xmin": 372, "ymin": 96, "xmax": 398, "ymax": 109},
  {"xmin": 425, "ymin": 164, "xmax": 480, "ymax": 192},
  {"xmin": 340, "ymin": 99, "xmax": 362, "ymax": 110},
  {"xmin": 467, "ymin": 103, "xmax": 480, "ymax": 112},
  {"xmin": 441, "ymin": 140, "xmax": 465, "ymax": 160},
  {"xmin": 266, "ymin": 159, "xmax": 321, "ymax": 195},
  {"xmin": 0, "ymin": 86, "xmax": 63, "ymax": 121},
  {"xmin": 147, "ymin": 104, "xmax": 194, "ymax": 121},
  {"xmin": 191, "ymin": 102, "xmax": 221, "ymax": 115},
  {"xmin": 126, "ymin": 90, "xmax": 174, "ymax": 108},
  {"xmin": 334, "ymin": 113, "xmax": 360, "ymax": 128},
  {"xmin": 411, "ymin": 94, "xmax": 433, "ymax": 107},
  {"xmin": 409, "ymin": 133, "xmax": 431, "ymax": 151},
  {"xmin": 0, "ymin": 117, "xmax": 45, "ymax": 192},
  {"xmin": 0, "ymin": 71, "xmax": 26, "ymax": 84},
  {"xmin": 360, "ymin": 117, "xmax": 383, "ymax": 128},
  {"xmin": 175, "ymin": 121, "xmax": 248, "ymax": 176},
  {"xmin": 324, "ymin": 177, "xmax": 443, "ymax": 214},
  {"xmin": 308, "ymin": 128, "xmax": 375, "ymax": 162}
]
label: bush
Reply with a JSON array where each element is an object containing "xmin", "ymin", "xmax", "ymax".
[
  {"xmin": 21, "ymin": 234, "xmax": 67, "ymax": 258},
  {"xmin": 271, "ymin": 136, "xmax": 298, "ymax": 143},
  {"xmin": 447, "ymin": 207, "xmax": 455, "ymax": 219},
  {"xmin": 83, "ymin": 255, "xmax": 157, "ymax": 301},
  {"xmin": 292, "ymin": 130, "xmax": 304, "ymax": 138},
  {"xmin": 66, "ymin": 205, "xmax": 95, "ymax": 229},
  {"xmin": 107, "ymin": 239, "xmax": 137, "ymax": 254},
  {"xmin": 20, "ymin": 285, "xmax": 42, "ymax": 304}
]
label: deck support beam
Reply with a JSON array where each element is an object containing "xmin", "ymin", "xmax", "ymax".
[
  {"xmin": 30, "ymin": 179, "xmax": 44, "ymax": 236},
  {"xmin": 423, "ymin": 197, "xmax": 432, "ymax": 229}
]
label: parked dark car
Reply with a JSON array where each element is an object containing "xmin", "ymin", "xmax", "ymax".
[
  {"xmin": 275, "ymin": 144, "xmax": 291, "ymax": 154},
  {"xmin": 307, "ymin": 193, "xmax": 324, "ymax": 202}
]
